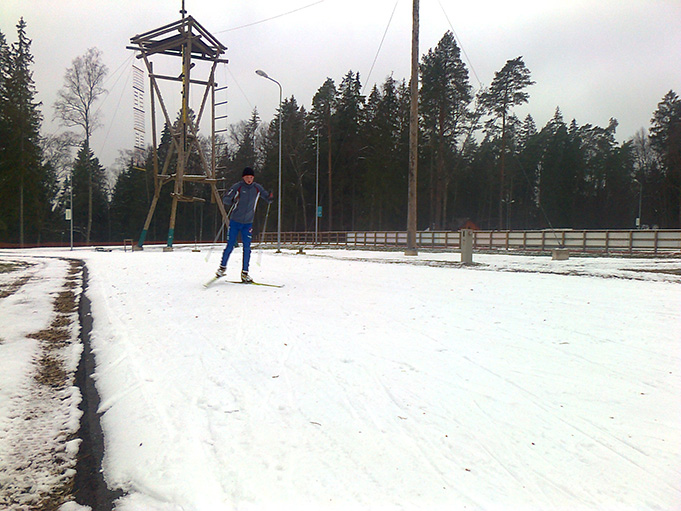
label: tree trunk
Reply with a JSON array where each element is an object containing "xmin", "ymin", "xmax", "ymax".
[{"xmin": 85, "ymin": 132, "xmax": 93, "ymax": 245}]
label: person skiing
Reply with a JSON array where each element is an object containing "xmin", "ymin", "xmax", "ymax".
[{"xmin": 216, "ymin": 167, "xmax": 273, "ymax": 282}]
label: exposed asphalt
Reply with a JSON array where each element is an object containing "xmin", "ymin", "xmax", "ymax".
[{"xmin": 73, "ymin": 264, "xmax": 124, "ymax": 510}]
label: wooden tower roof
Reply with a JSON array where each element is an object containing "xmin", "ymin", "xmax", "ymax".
[{"xmin": 129, "ymin": 16, "xmax": 227, "ymax": 62}]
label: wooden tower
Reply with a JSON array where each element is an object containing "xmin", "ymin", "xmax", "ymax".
[{"xmin": 128, "ymin": 11, "xmax": 229, "ymax": 250}]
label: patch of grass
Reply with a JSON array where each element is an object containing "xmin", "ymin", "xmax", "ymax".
[
  {"xmin": 66, "ymin": 260, "xmax": 82, "ymax": 276},
  {"xmin": 0, "ymin": 261, "xmax": 28, "ymax": 274},
  {"xmin": 33, "ymin": 476, "xmax": 76, "ymax": 511},
  {"xmin": 34, "ymin": 354, "xmax": 67, "ymax": 389},
  {"xmin": 54, "ymin": 290, "xmax": 77, "ymax": 314},
  {"xmin": 51, "ymin": 315, "xmax": 72, "ymax": 328},
  {"xmin": 27, "ymin": 328, "xmax": 72, "ymax": 349},
  {"xmin": 0, "ymin": 275, "xmax": 31, "ymax": 299},
  {"xmin": 63, "ymin": 279, "xmax": 78, "ymax": 289}
]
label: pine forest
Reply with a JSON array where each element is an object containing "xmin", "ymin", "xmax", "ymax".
[{"xmin": 1, "ymin": 20, "xmax": 680, "ymax": 246}]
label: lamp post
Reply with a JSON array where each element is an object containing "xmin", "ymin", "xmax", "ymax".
[
  {"xmin": 70, "ymin": 174, "xmax": 73, "ymax": 250},
  {"xmin": 634, "ymin": 178, "xmax": 643, "ymax": 229},
  {"xmin": 256, "ymin": 69, "xmax": 282, "ymax": 252},
  {"xmin": 315, "ymin": 128, "xmax": 319, "ymax": 244}
]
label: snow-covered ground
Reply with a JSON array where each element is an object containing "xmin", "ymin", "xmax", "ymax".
[
  {"xmin": 0, "ymin": 257, "xmax": 84, "ymax": 509},
  {"xmin": 1, "ymin": 245, "xmax": 680, "ymax": 510}
]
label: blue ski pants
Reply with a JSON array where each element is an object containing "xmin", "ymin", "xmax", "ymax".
[{"xmin": 220, "ymin": 220, "xmax": 253, "ymax": 271}]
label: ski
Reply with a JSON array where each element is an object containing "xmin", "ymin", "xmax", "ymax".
[
  {"xmin": 204, "ymin": 277, "xmax": 283, "ymax": 288},
  {"xmin": 228, "ymin": 280, "xmax": 284, "ymax": 288},
  {"xmin": 203, "ymin": 275, "xmax": 221, "ymax": 288}
]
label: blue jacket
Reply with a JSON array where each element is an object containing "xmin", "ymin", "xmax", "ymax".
[{"xmin": 223, "ymin": 180, "xmax": 272, "ymax": 224}]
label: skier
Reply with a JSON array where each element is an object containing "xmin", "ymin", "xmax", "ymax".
[{"xmin": 216, "ymin": 167, "xmax": 273, "ymax": 282}]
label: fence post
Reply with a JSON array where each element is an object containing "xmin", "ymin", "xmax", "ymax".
[
  {"xmin": 629, "ymin": 230, "xmax": 634, "ymax": 254},
  {"xmin": 605, "ymin": 230, "xmax": 610, "ymax": 254},
  {"xmin": 582, "ymin": 231, "xmax": 587, "ymax": 253}
]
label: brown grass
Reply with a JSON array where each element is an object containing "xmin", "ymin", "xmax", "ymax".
[
  {"xmin": 0, "ymin": 275, "xmax": 31, "ymax": 299},
  {"xmin": 34, "ymin": 354, "xmax": 68, "ymax": 389},
  {"xmin": 54, "ymin": 291, "xmax": 78, "ymax": 314}
]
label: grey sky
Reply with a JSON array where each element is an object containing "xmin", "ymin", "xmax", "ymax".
[{"xmin": 1, "ymin": 0, "xmax": 679, "ymax": 171}]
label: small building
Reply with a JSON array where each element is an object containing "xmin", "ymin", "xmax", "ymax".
[{"xmin": 452, "ymin": 218, "xmax": 480, "ymax": 231}]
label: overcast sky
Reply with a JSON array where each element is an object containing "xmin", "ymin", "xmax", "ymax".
[{"xmin": 2, "ymin": 0, "xmax": 680, "ymax": 171}]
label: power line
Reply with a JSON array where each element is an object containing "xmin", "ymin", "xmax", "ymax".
[
  {"xmin": 362, "ymin": 0, "xmax": 400, "ymax": 96},
  {"xmin": 436, "ymin": 0, "xmax": 483, "ymax": 89},
  {"xmin": 94, "ymin": 53, "xmax": 134, "ymax": 121},
  {"xmin": 225, "ymin": 63, "xmax": 254, "ymax": 112},
  {"xmin": 215, "ymin": 1, "xmax": 326, "ymax": 34},
  {"xmin": 98, "ymin": 68, "xmax": 132, "ymax": 163}
]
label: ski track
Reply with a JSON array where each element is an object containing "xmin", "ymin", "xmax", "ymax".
[{"xmin": 4, "ymin": 247, "xmax": 680, "ymax": 510}]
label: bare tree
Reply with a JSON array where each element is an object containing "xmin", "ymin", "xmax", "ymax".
[{"xmin": 54, "ymin": 47, "xmax": 108, "ymax": 243}]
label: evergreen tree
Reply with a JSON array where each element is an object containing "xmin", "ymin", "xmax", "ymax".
[
  {"xmin": 419, "ymin": 31, "xmax": 472, "ymax": 229},
  {"xmin": 514, "ymin": 114, "xmax": 542, "ymax": 228},
  {"xmin": 465, "ymin": 134, "xmax": 498, "ymax": 228},
  {"xmin": 110, "ymin": 159, "xmax": 151, "ymax": 241},
  {"xmin": 215, "ymin": 111, "xmax": 265, "ymax": 242},
  {"xmin": 0, "ymin": 19, "xmax": 45, "ymax": 245},
  {"xmin": 218, "ymin": 109, "xmax": 262, "ymax": 182},
  {"xmin": 361, "ymin": 76, "xmax": 408, "ymax": 229},
  {"xmin": 480, "ymin": 56, "xmax": 534, "ymax": 228},
  {"xmin": 334, "ymin": 71, "xmax": 365, "ymax": 230},
  {"xmin": 0, "ymin": 29, "xmax": 9, "ymax": 138},
  {"xmin": 261, "ymin": 97, "xmax": 312, "ymax": 231},
  {"xmin": 499, "ymin": 113, "xmax": 529, "ymax": 229},
  {"xmin": 631, "ymin": 129, "xmax": 657, "ymax": 227},
  {"xmin": 649, "ymin": 90, "xmax": 681, "ymax": 227},
  {"xmin": 311, "ymin": 78, "xmax": 337, "ymax": 230},
  {"xmin": 71, "ymin": 144, "xmax": 109, "ymax": 243},
  {"xmin": 535, "ymin": 109, "xmax": 577, "ymax": 227},
  {"xmin": 604, "ymin": 141, "xmax": 636, "ymax": 228},
  {"xmin": 0, "ymin": 29, "xmax": 10, "ymax": 238},
  {"xmin": 282, "ymin": 98, "xmax": 311, "ymax": 231},
  {"xmin": 574, "ymin": 119, "xmax": 619, "ymax": 227},
  {"xmin": 147, "ymin": 123, "xmax": 174, "ymax": 242}
]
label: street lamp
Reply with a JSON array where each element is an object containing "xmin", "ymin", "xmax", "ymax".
[
  {"xmin": 70, "ymin": 174, "xmax": 73, "ymax": 250},
  {"xmin": 634, "ymin": 178, "xmax": 643, "ymax": 229},
  {"xmin": 315, "ymin": 128, "xmax": 319, "ymax": 244},
  {"xmin": 255, "ymin": 69, "xmax": 282, "ymax": 252}
]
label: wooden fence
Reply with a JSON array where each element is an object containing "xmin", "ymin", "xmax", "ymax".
[{"xmin": 260, "ymin": 229, "xmax": 681, "ymax": 255}]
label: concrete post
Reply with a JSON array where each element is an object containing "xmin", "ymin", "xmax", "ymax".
[{"xmin": 461, "ymin": 229, "xmax": 473, "ymax": 265}]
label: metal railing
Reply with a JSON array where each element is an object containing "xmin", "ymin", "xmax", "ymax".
[{"xmin": 259, "ymin": 229, "xmax": 681, "ymax": 255}]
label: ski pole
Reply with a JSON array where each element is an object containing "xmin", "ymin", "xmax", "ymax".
[
  {"xmin": 256, "ymin": 201, "xmax": 272, "ymax": 266},
  {"xmin": 205, "ymin": 200, "xmax": 236, "ymax": 263},
  {"xmin": 204, "ymin": 221, "xmax": 226, "ymax": 263}
]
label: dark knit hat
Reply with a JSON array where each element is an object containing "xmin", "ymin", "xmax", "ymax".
[{"xmin": 242, "ymin": 167, "xmax": 255, "ymax": 177}]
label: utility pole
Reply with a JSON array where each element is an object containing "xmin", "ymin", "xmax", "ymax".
[
  {"xmin": 405, "ymin": 0, "xmax": 419, "ymax": 256},
  {"xmin": 316, "ymin": 129, "xmax": 320, "ymax": 244}
]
